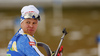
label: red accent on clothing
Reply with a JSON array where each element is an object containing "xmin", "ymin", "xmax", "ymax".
[{"xmin": 29, "ymin": 42, "xmax": 35, "ymax": 46}]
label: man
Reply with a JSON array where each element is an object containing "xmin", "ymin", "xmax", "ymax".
[
  {"xmin": 7, "ymin": 5, "xmax": 63, "ymax": 56},
  {"xmin": 7, "ymin": 5, "xmax": 44, "ymax": 56}
]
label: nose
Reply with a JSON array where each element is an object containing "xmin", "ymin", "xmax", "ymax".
[{"xmin": 29, "ymin": 24, "xmax": 34, "ymax": 28}]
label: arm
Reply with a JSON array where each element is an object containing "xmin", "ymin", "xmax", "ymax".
[{"xmin": 17, "ymin": 35, "xmax": 44, "ymax": 56}]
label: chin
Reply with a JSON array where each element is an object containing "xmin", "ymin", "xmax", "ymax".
[
  {"xmin": 29, "ymin": 33, "xmax": 34, "ymax": 36},
  {"xmin": 27, "ymin": 31, "xmax": 35, "ymax": 36}
]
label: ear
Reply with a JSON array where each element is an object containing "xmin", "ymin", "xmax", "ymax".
[{"xmin": 20, "ymin": 22, "xmax": 23, "ymax": 28}]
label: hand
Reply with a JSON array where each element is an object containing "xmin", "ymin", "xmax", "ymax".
[
  {"xmin": 51, "ymin": 46, "xmax": 63, "ymax": 56},
  {"xmin": 57, "ymin": 46, "xmax": 63, "ymax": 56}
]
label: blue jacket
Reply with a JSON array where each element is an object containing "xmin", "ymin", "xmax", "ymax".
[{"xmin": 7, "ymin": 28, "xmax": 44, "ymax": 56}]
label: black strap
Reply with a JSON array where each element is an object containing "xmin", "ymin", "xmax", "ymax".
[{"xmin": 37, "ymin": 42, "xmax": 52, "ymax": 56}]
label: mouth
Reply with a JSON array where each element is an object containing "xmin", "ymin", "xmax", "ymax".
[{"xmin": 28, "ymin": 29, "xmax": 34, "ymax": 31}]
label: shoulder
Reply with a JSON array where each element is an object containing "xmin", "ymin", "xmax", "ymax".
[
  {"xmin": 17, "ymin": 34, "xmax": 36, "ymax": 43},
  {"xmin": 17, "ymin": 34, "xmax": 30, "ymax": 49},
  {"xmin": 17, "ymin": 34, "xmax": 29, "ymax": 43}
]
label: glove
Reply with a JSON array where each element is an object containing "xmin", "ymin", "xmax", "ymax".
[
  {"xmin": 57, "ymin": 46, "xmax": 63, "ymax": 56},
  {"xmin": 51, "ymin": 46, "xmax": 63, "ymax": 56}
]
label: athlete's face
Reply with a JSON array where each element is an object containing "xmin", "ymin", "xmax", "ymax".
[{"xmin": 21, "ymin": 18, "xmax": 38, "ymax": 36}]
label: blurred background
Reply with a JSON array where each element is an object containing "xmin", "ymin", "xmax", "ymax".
[{"xmin": 0, "ymin": 0, "xmax": 99, "ymax": 56}]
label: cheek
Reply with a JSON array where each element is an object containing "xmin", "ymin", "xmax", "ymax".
[
  {"xmin": 35, "ymin": 24, "xmax": 38, "ymax": 28},
  {"xmin": 21, "ymin": 23, "xmax": 28, "ymax": 29},
  {"xmin": 26, "ymin": 25, "xmax": 29, "ymax": 28},
  {"xmin": 24, "ymin": 24, "xmax": 29, "ymax": 28},
  {"xmin": 34, "ymin": 25, "xmax": 38, "ymax": 30}
]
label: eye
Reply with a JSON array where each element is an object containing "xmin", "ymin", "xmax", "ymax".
[
  {"xmin": 26, "ymin": 21, "xmax": 30, "ymax": 24},
  {"xmin": 33, "ymin": 22, "xmax": 36, "ymax": 24}
]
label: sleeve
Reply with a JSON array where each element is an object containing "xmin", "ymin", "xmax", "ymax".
[{"xmin": 17, "ymin": 35, "xmax": 44, "ymax": 56}]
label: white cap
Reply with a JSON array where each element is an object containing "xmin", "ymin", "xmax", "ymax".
[
  {"xmin": 21, "ymin": 5, "xmax": 39, "ymax": 17},
  {"xmin": 20, "ymin": 5, "xmax": 40, "ymax": 23}
]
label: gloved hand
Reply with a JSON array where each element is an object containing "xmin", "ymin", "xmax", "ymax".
[
  {"xmin": 57, "ymin": 46, "xmax": 63, "ymax": 56},
  {"xmin": 51, "ymin": 46, "xmax": 63, "ymax": 56}
]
